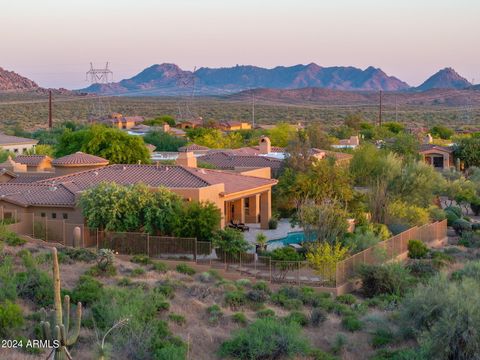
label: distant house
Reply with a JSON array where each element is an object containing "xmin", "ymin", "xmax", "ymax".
[
  {"xmin": 310, "ymin": 149, "xmax": 353, "ymax": 165},
  {"xmin": 419, "ymin": 144, "xmax": 454, "ymax": 169},
  {"xmin": 101, "ymin": 113, "xmax": 145, "ymax": 130},
  {"xmin": 12, "ymin": 155, "xmax": 53, "ymax": 172},
  {"xmin": 178, "ymin": 117, "xmax": 204, "ymax": 129},
  {"xmin": 331, "ymin": 136, "xmax": 360, "ymax": 149},
  {"xmin": 219, "ymin": 121, "xmax": 252, "ymax": 131},
  {"xmin": 0, "ymin": 133, "xmax": 38, "ymax": 154},
  {"xmin": 178, "ymin": 144, "xmax": 210, "ymax": 155}
]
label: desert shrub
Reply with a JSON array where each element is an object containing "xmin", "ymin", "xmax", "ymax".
[
  {"xmin": 331, "ymin": 333, "xmax": 347, "ymax": 355},
  {"xmin": 2, "ymin": 231, "xmax": 26, "ymax": 246},
  {"xmin": 336, "ymin": 294, "xmax": 356, "ymax": 305},
  {"xmin": 371, "ymin": 328, "xmax": 394, "ymax": 348},
  {"xmin": 428, "ymin": 206, "xmax": 446, "ymax": 222},
  {"xmin": 0, "ymin": 256, "xmax": 17, "ymax": 302},
  {"xmin": 309, "ymin": 348, "xmax": 337, "ymax": 360},
  {"xmin": 59, "ymin": 247, "xmax": 96, "ymax": 262},
  {"xmin": 117, "ymin": 277, "xmax": 132, "ymax": 287},
  {"xmin": 131, "ymin": 254, "xmax": 152, "ymax": 265},
  {"xmin": 342, "ymin": 315, "xmax": 363, "ymax": 332},
  {"xmin": 359, "ymin": 263, "xmax": 414, "ymax": 298},
  {"xmin": 445, "ymin": 206, "xmax": 462, "ymax": 218},
  {"xmin": 270, "ymin": 292, "xmax": 303, "ymax": 310},
  {"xmin": 207, "ymin": 269, "xmax": 222, "ymax": 280},
  {"xmin": 407, "ymin": 240, "xmax": 428, "ymax": 259},
  {"xmin": 175, "ymin": 263, "xmax": 196, "ymax": 275},
  {"xmin": 88, "ymin": 249, "xmax": 116, "ymax": 277},
  {"xmin": 284, "ymin": 311, "xmax": 309, "ymax": 327},
  {"xmin": 268, "ymin": 218, "xmax": 278, "ymax": 230},
  {"xmin": 236, "ymin": 278, "xmax": 251, "ymax": 288},
  {"xmin": 156, "ymin": 282, "xmax": 176, "ymax": 299},
  {"xmin": 168, "ymin": 313, "xmax": 186, "ymax": 326},
  {"xmin": 451, "ymin": 261, "xmax": 480, "ymax": 281},
  {"xmin": 310, "ymin": 308, "xmax": 327, "ymax": 326},
  {"xmin": 256, "ymin": 308, "xmax": 276, "ymax": 319},
  {"xmin": 473, "ymin": 223, "xmax": 480, "ymax": 231},
  {"xmin": 252, "ymin": 280, "xmax": 270, "ymax": 293},
  {"xmin": 207, "ymin": 304, "xmax": 223, "ymax": 325},
  {"xmin": 153, "ymin": 344, "xmax": 186, "ymax": 360},
  {"xmin": 406, "ymin": 260, "xmax": 438, "ymax": 279},
  {"xmin": 212, "ymin": 228, "xmax": 251, "ymax": 257},
  {"xmin": 387, "ymin": 200, "xmax": 429, "ymax": 228},
  {"xmin": 71, "ymin": 275, "xmax": 104, "ymax": 306},
  {"xmin": 225, "ymin": 290, "xmax": 246, "ymax": 309},
  {"xmin": 130, "ymin": 267, "xmax": 146, "ymax": 277},
  {"xmin": 430, "ymin": 251, "xmax": 455, "ymax": 268},
  {"xmin": 246, "ymin": 289, "xmax": 268, "ymax": 304},
  {"xmin": 400, "ymin": 275, "xmax": 480, "ymax": 359},
  {"xmin": 445, "ymin": 209, "xmax": 460, "ymax": 226},
  {"xmin": 152, "ymin": 261, "xmax": 168, "ymax": 273},
  {"xmin": 218, "ymin": 318, "xmax": 310, "ymax": 359},
  {"xmin": 452, "ymin": 218, "xmax": 472, "ymax": 235},
  {"xmin": 0, "ymin": 300, "xmax": 24, "ymax": 337},
  {"xmin": 15, "ymin": 267, "xmax": 53, "ymax": 307},
  {"xmin": 198, "ymin": 271, "xmax": 214, "ymax": 283},
  {"xmin": 343, "ymin": 228, "xmax": 382, "ymax": 253},
  {"xmin": 232, "ymin": 312, "xmax": 248, "ymax": 325}
]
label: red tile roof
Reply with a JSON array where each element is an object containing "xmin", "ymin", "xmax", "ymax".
[
  {"xmin": 14, "ymin": 155, "xmax": 51, "ymax": 166},
  {"xmin": 198, "ymin": 152, "xmax": 283, "ymax": 170},
  {"xmin": 178, "ymin": 144, "xmax": 210, "ymax": 152},
  {"xmin": 419, "ymin": 144, "xmax": 454, "ymax": 154},
  {"xmin": 0, "ymin": 183, "xmax": 76, "ymax": 207},
  {"xmin": 52, "ymin": 152, "xmax": 109, "ymax": 167},
  {"xmin": 0, "ymin": 133, "xmax": 38, "ymax": 146}
]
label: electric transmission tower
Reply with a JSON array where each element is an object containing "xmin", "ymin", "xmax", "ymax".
[
  {"xmin": 175, "ymin": 66, "xmax": 197, "ymax": 121},
  {"xmin": 85, "ymin": 62, "xmax": 113, "ymax": 121}
]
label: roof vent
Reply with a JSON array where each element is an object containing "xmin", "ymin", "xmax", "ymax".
[
  {"xmin": 199, "ymin": 169, "xmax": 206, "ymax": 174},
  {"xmin": 122, "ymin": 166, "xmax": 126, "ymax": 171},
  {"xmin": 48, "ymin": 186, "xmax": 57, "ymax": 191},
  {"xmin": 93, "ymin": 171, "xmax": 99, "ymax": 176},
  {"xmin": 165, "ymin": 166, "xmax": 169, "ymax": 171}
]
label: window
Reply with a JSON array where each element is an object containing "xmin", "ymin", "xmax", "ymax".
[
  {"xmin": 41, "ymin": 213, "xmax": 46, "ymax": 218},
  {"xmin": 13, "ymin": 148, "xmax": 18, "ymax": 153},
  {"xmin": 62, "ymin": 213, "xmax": 68, "ymax": 220},
  {"xmin": 52, "ymin": 213, "xmax": 57, "ymax": 219}
]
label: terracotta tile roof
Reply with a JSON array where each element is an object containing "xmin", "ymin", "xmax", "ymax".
[
  {"xmin": 419, "ymin": 144, "xmax": 454, "ymax": 154},
  {"xmin": 8, "ymin": 174, "xmax": 56, "ymax": 183},
  {"xmin": 0, "ymin": 133, "xmax": 38, "ymax": 146},
  {"xmin": 221, "ymin": 146, "xmax": 284, "ymax": 156},
  {"xmin": 52, "ymin": 152, "xmax": 109, "ymax": 167},
  {"xmin": 14, "ymin": 155, "xmax": 51, "ymax": 166},
  {"xmin": 38, "ymin": 164, "xmax": 276, "ymax": 195},
  {"xmin": 178, "ymin": 144, "xmax": 210, "ymax": 152},
  {"xmin": 0, "ymin": 183, "xmax": 76, "ymax": 207},
  {"xmin": 198, "ymin": 152, "xmax": 283, "ymax": 170}
]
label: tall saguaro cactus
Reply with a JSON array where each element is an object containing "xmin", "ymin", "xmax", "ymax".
[{"xmin": 41, "ymin": 247, "xmax": 82, "ymax": 360}]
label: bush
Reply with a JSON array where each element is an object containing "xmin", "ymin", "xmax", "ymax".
[
  {"xmin": 246, "ymin": 289, "xmax": 269, "ymax": 304},
  {"xmin": 232, "ymin": 312, "xmax": 248, "ymax": 325},
  {"xmin": 252, "ymin": 281, "xmax": 270, "ymax": 293},
  {"xmin": 15, "ymin": 268, "xmax": 53, "ymax": 307},
  {"xmin": 359, "ymin": 263, "xmax": 414, "ymax": 298},
  {"xmin": 341, "ymin": 315, "xmax": 363, "ymax": 332},
  {"xmin": 71, "ymin": 275, "xmax": 104, "ymax": 306},
  {"xmin": 218, "ymin": 318, "xmax": 310, "ymax": 359},
  {"xmin": 407, "ymin": 240, "xmax": 429, "ymax": 259},
  {"xmin": 406, "ymin": 260, "xmax": 438, "ymax": 279},
  {"xmin": 0, "ymin": 257, "xmax": 17, "ymax": 302},
  {"xmin": 310, "ymin": 308, "xmax": 327, "ymax": 326},
  {"xmin": 206, "ymin": 304, "xmax": 223, "ymax": 325},
  {"xmin": 452, "ymin": 218, "xmax": 472, "ymax": 235},
  {"xmin": 336, "ymin": 294, "xmax": 356, "ymax": 305},
  {"xmin": 256, "ymin": 308, "xmax": 276, "ymax": 319},
  {"xmin": 156, "ymin": 282, "xmax": 176, "ymax": 299},
  {"xmin": 371, "ymin": 328, "xmax": 394, "ymax": 348},
  {"xmin": 270, "ymin": 292, "xmax": 303, "ymax": 310},
  {"xmin": 212, "ymin": 228, "xmax": 251, "ymax": 257},
  {"xmin": 451, "ymin": 261, "xmax": 480, "ymax": 281},
  {"xmin": 269, "ymin": 246, "xmax": 304, "ymax": 261},
  {"xmin": 130, "ymin": 267, "xmax": 146, "ymax": 277},
  {"xmin": 0, "ymin": 300, "xmax": 24, "ymax": 337},
  {"xmin": 430, "ymin": 251, "xmax": 455, "ymax": 269},
  {"xmin": 131, "ymin": 254, "xmax": 152, "ymax": 265},
  {"xmin": 175, "ymin": 263, "xmax": 196, "ymax": 275},
  {"xmin": 428, "ymin": 206, "xmax": 446, "ymax": 222},
  {"xmin": 235, "ymin": 278, "xmax": 251, "ymax": 288},
  {"xmin": 2, "ymin": 231, "xmax": 26, "ymax": 246},
  {"xmin": 331, "ymin": 333, "xmax": 347, "ymax": 355},
  {"xmin": 225, "ymin": 290, "xmax": 246, "ymax": 309},
  {"xmin": 59, "ymin": 247, "xmax": 96, "ymax": 262},
  {"xmin": 268, "ymin": 218, "xmax": 278, "ymax": 230},
  {"xmin": 445, "ymin": 206, "xmax": 462, "ymax": 218},
  {"xmin": 445, "ymin": 210, "xmax": 460, "ymax": 226},
  {"xmin": 284, "ymin": 311, "xmax": 309, "ymax": 326},
  {"xmin": 168, "ymin": 313, "xmax": 186, "ymax": 326},
  {"xmin": 152, "ymin": 261, "xmax": 168, "ymax": 272},
  {"xmin": 86, "ymin": 263, "xmax": 117, "ymax": 277}
]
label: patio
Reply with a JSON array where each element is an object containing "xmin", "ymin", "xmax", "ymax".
[{"xmin": 243, "ymin": 218, "xmax": 302, "ymax": 247}]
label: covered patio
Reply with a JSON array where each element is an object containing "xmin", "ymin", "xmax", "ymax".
[{"xmin": 224, "ymin": 190, "xmax": 272, "ymax": 229}]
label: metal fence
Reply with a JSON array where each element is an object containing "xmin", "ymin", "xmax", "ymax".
[{"xmin": 335, "ymin": 220, "xmax": 447, "ymax": 286}]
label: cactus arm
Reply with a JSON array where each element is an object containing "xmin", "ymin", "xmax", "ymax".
[
  {"xmin": 52, "ymin": 247, "xmax": 63, "ymax": 327},
  {"xmin": 64, "ymin": 295, "xmax": 70, "ymax": 334},
  {"xmin": 66, "ymin": 302, "xmax": 82, "ymax": 346},
  {"xmin": 41, "ymin": 321, "xmax": 52, "ymax": 340}
]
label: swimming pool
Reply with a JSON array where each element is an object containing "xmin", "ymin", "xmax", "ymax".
[{"xmin": 267, "ymin": 231, "xmax": 316, "ymax": 248}]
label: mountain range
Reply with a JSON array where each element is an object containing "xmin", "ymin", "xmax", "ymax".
[{"xmin": 80, "ymin": 64, "xmax": 474, "ymax": 95}]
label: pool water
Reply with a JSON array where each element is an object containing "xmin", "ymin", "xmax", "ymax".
[{"xmin": 267, "ymin": 231, "xmax": 316, "ymax": 248}]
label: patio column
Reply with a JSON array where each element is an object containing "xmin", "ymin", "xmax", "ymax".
[
  {"xmin": 239, "ymin": 198, "xmax": 246, "ymax": 224},
  {"xmin": 246, "ymin": 194, "xmax": 260, "ymax": 223},
  {"xmin": 260, "ymin": 190, "xmax": 272, "ymax": 230},
  {"xmin": 232, "ymin": 198, "xmax": 245, "ymax": 223}
]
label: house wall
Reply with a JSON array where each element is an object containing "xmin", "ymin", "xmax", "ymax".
[
  {"xmin": 238, "ymin": 167, "xmax": 272, "ymax": 179},
  {"xmin": 1, "ymin": 143, "xmax": 36, "ymax": 154}
]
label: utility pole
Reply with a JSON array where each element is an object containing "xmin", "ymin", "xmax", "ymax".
[
  {"xmin": 378, "ymin": 90, "xmax": 383, "ymax": 126},
  {"xmin": 252, "ymin": 90, "xmax": 255, "ymax": 128},
  {"xmin": 48, "ymin": 90, "xmax": 53, "ymax": 129}
]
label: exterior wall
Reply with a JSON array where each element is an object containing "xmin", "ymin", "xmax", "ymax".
[
  {"xmin": 0, "ymin": 173, "xmax": 15, "ymax": 183},
  {"xmin": 420, "ymin": 150, "xmax": 454, "ymax": 169},
  {"xmin": 238, "ymin": 167, "xmax": 272, "ymax": 179},
  {"xmin": 1, "ymin": 143, "xmax": 36, "ymax": 154}
]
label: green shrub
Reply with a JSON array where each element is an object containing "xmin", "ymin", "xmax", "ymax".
[
  {"xmin": 252, "ymin": 280, "xmax": 270, "ymax": 293},
  {"xmin": 130, "ymin": 267, "xmax": 146, "ymax": 277},
  {"xmin": 15, "ymin": 268, "xmax": 53, "ymax": 307},
  {"xmin": 445, "ymin": 206, "xmax": 462, "ymax": 218},
  {"xmin": 336, "ymin": 294, "xmax": 356, "ymax": 305},
  {"xmin": 246, "ymin": 289, "xmax": 269, "ymax": 304},
  {"xmin": 452, "ymin": 218, "xmax": 472, "ymax": 235},
  {"xmin": 168, "ymin": 313, "xmax": 186, "ymax": 326},
  {"xmin": 310, "ymin": 308, "xmax": 327, "ymax": 326},
  {"xmin": 407, "ymin": 240, "xmax": 428, "ymax": 259},
  {"xmin": 236, "ymin": 278, "xmax": 251, "ymax": 288},
  {"xmin": 131, "ymin": 254, "xmax": 152, "ymax": 265},
  {"xmin": 3, "ymin": 231, "xmax": 26, "ymax": 246},
  {"xmin": 86, "ymin": 262, "xmax": 117, "ymax": 277},
  {"xmin": 451, "ymin": 261, "xmax": 480, "ymax": 281},
  {"xmin": 341, "ymin": 315, "xmax": 363, "ymax": 332},
  {"xmin": 152, "ymin": 261, "xmax": 168, "ymax": 272},
  {"xmin": 284, "ymin": 311, "xmax": 309, "ymax": 326},
  {"xmin": 175, "ymin": 263, "xmax": 196, "ymax": 275},
  {"xmin": 406, "ymin": 260, "xmax": 438, "ymax": 279},
  {"xmin": 218, "ymin": 318, "xmax": 310, "ymax": 359},
  {"xmin": 371, "ymin": 328, "xmax": 394, "ymax": 348},
  {"xmin": 445, "ymin": 210, "xmax": 460, "ymax": 226},
  {"xmin": 431, "ymin": 251, "xmax": 455, "ymax": 269},
  {"xmin": 71, "ymin": 275, "xmax": 104, "ymax": 306},
  {"xmin": 428, "ymin": 206, "xmax": 446, "ymax": 222},
  {"xmin": 59, "ymin": 247, "xmax": 96, "ymax": 262},
  {"xmin": 256, "ymin": 308, "xmax": 276, "ymax": 319},
  {"xmin": 198, "ymin": 272, "xmax": 213, "ymax": 283},
  {"xmin": 153, "ymin": 344, "xmax": 187, "ymax": 360},
  {"xmin": 232, "ymin": 312, "xmax": 248, "ymax": 325},
  {"xmin": 0, "ymin": 300, "xmax": 24, "ymax": 337},
  {"xmin": 117, "ymin": 277, "xmax": 132, "ymax": 287},
  {"xmin": 156, "ymin": 282, "xmax": 176, "ymax": 299},
  {"xmin": 309, "ymin": 348, "xmax": 338, "ymax": 360},
  {"xmin": 359, "ymin": 263, "xmax": 414, "ymax": 298},
  {"xmin": 268, "ymin": 218, "xmax": 278, "ymax": 230},
  {"xmin": 0, "ymin": 256, "xmax": 17, "ymax": 302},
  {"xmin": 330, "ymin": 333, "xmax": 347, "ymax": 355},
  {"xmin": 225, "ymin": 290, "xmax": 246, "ymax": 309},
  {"xmin": 207, "ymin": 304, "xmax": 223, "ymax": 325}
]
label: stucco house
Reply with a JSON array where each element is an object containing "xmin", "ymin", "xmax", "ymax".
[
  {"xmin": 0, "ymin": 133, "xmax": 38, "ymax": 154},
  {"xmin": 218, "ymin": 121, "xmax": 252, "ymax": 131},
  {"xmin": 419, "ymin": 144, "xmax": 455, "ymax": 169},
  {"xmin": 102, "ymin": 113, "xmax": 145, "ymax": 130}
]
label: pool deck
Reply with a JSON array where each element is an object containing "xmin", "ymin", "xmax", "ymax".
[{"xmin": 243, "ymin": 219, "xmax": 301, "ymax": 247}]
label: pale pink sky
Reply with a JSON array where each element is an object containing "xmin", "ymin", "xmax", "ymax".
[{"xmin": 1, "ymin": 0, "xmax": 479, "ymax": 89}]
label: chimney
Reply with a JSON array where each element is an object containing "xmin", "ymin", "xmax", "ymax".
[
  {"xmin": 423, "ymin": 133, "xmax": 433, "ymax": 145},
  {"xmin": 176, "ymin": 151, "xmax": 197, "ymax": 168},
  {"xmin": 350, "ymin": 136, "xmax": 360, "ymax": 146},
  {"xmin": 259, "ymin": 136, "xmax": 271, "ymax": 154},
  {"xmin": 162, "ymin": 123, "xmax": 170, "ymax": 132}
]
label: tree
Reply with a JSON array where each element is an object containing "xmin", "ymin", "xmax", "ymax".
[
  {"xmin": 387, "ymin": 200, "xmax": 430, "ymax": 228},
  {"xmin": 144, "ymin": 131, "xmax": 187, "ymax": 151},
  {"xmin": 455, "ymin": 137, "xmax": 480, "ymax": 168},
  {"xmin": 56, "ymin": 125, "xmax": 150, "ymax": 164},
  {"xmin": 384, "ymin": 133, "xmax": 420, "ymax": 161},
  {"xmin": 304, "ymin": 123, "xmax": 333, "ymax": 149},
  {"xmin": 25, "ymin": 144, "xmax": 54, "ymax": 156},
  {"xmin": 212, "ymin": 228, "xmax": 251, "ymax": 256},
  {"xmin": 430, "ymin": 125, "xmax": 453, "ymax": 140},
  {"xmin": 344, "ymin": 113, "xmax": 363, "ymax": 131},
  {"xmin": 267, "ymin": 122, "xmax": 296, "ymax": 147},
  {"xmin": 143, "ymin": 115, "xmax": 175, "ymax": 126},
  {"xmin": 175, "ymin": 201, "xmax": 221, "ymax": 241},
  {"xmin": 306, "ymin": 242, "xmax": 349, "ymax": 283},
  {"xmin": 382, "ymin": 122, "xmax": 405, "ymax": 134}
]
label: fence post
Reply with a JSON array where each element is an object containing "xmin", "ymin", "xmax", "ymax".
[
  {"xmin": 194, "ymin": 238, "xmax": 197, "ymax": 262},
  {"xmin": 147, "ymin": 233, "xmax": 150, "ymax": 257},
  {"xmin": 269, "ymin": 258, "xmax": 272, "ymax": 283},
  {"xmin": 297, "ymin": 262, "xmax": 300, "ymax": 285},
  {"xmin": 45, "ymin": 216, "xmax": 48, "ymax": 242},
  {"xmin": 96, "ymin": 229, "xmax": 99, "ymax": 250}
]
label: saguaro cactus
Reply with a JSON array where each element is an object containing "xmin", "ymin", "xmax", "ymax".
[{"xmin": 40, "ymin": 247, "xmax": 82, "ymax": 360}]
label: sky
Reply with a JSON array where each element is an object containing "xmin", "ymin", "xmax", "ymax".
[{"xmin": 1, "ymin": 0, "xmax": 479, "ymax": 89}]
